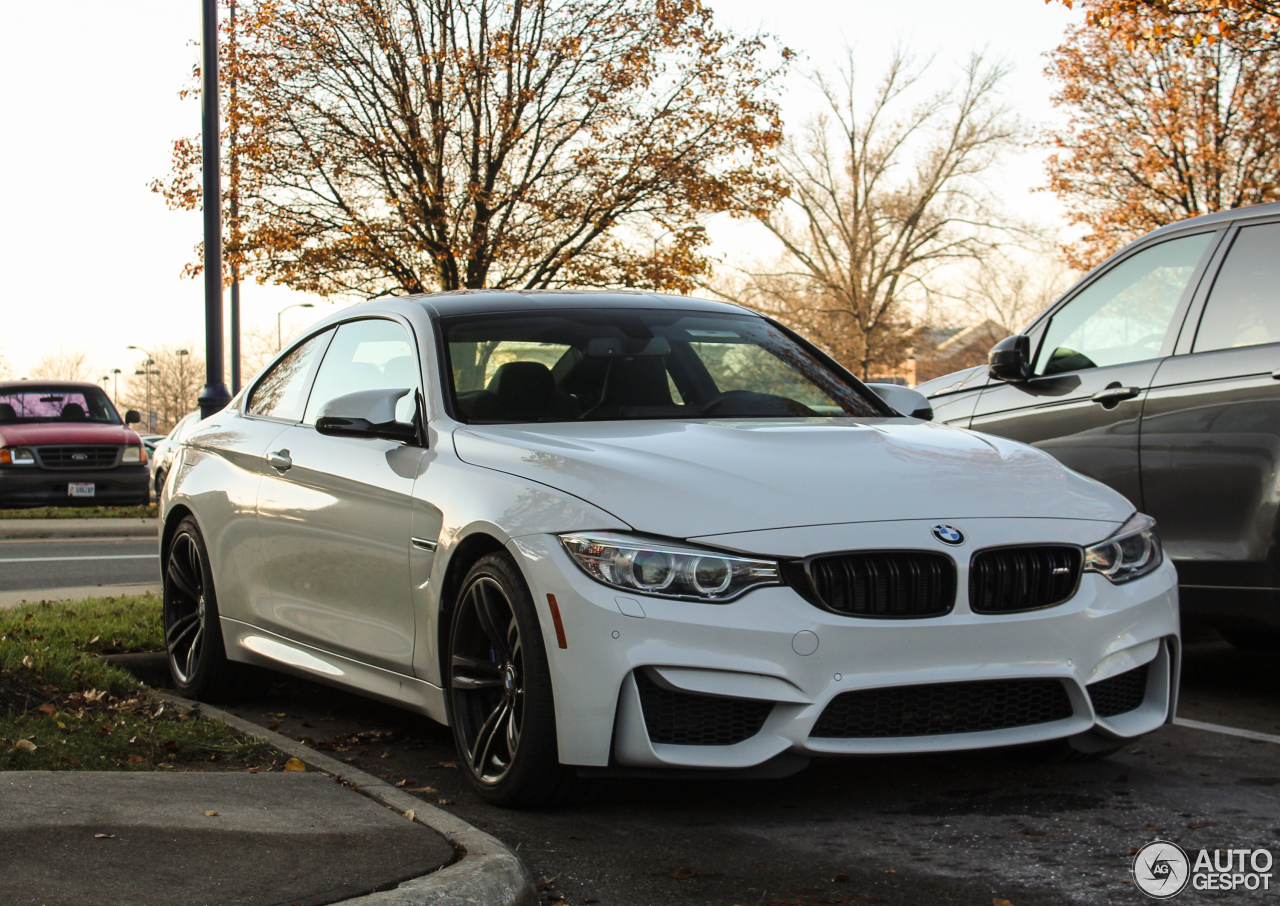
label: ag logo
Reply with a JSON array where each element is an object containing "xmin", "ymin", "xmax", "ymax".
[
  {"xmin": 1132, "ymin": 840, "xmax": 1190, "ymax": 899},
  {"xmin": 931, "ymin": 524, "xmax": 964, "ymax": 545}
]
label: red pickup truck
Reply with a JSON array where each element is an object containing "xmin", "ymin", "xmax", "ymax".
[{"xmin": 0, "ymin": 381, "xmax": 151, "ymax": 508}]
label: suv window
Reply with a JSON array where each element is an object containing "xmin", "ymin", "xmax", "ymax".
[
  {"xmin": 1192, "ymin": 222, "xmax": 1280, "ymax": 353},
  {"xmin": 247, "ymin": 330, "xmax": 332, "ymax": 421},
  {"xmin": 1034, "ymin": 233, "xmax": 1213, "ymax": 376},
  {"xmin": 304, "ymin": 319, "xmax": 420, "ymax": 425}
]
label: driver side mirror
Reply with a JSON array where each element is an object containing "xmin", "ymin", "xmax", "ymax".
[
  {"xmin": 125, "ymin": 410, "xmax": 141, "ymax": 425},
  {"xmin": 988, "ymin": 335, "xmax": 1033, "ymax": 383},
  {"xmin": 314, "ymin": 388, "xmax": 421, "ymax": 444}
]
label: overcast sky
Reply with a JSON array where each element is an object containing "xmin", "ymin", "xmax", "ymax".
[{"xmin": 0, "ymin": 1, "xmax": 1078, "ymax": 382}]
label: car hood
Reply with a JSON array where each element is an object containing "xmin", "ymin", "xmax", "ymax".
[
  {"xmin": 0, "ymin": 423, "xmax": 140, "ymax": 446},
  {"xmin": 452, "ymin": 419, "xmax": 1133, "ymax": 538}
]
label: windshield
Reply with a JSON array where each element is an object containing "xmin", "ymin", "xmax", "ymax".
[
  {"xmin": 442, "ymin": 309, "xmax": 883, "ymax": 423},
  {"xmin": 0, "ymin": 386, "xmax": 123, "ymax": 425}
]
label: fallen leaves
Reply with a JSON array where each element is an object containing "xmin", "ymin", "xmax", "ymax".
[
  {"xmin": 404, "ymin": 809, "xmax": 416, "ymax": 822},
  {"xmin": 994, "ymin": 899, "xmax": 1014, "ymax": 906},
  {"xmin": 11, "ymin": 739, "xmax": 36, "ymax": 754},
  {"xmin": 401, "ymin": 786, "xmax": 438, "ymax": 794},
  {"xmin": 94, "ymin": 833, "xmax": 115, "ymax": 839},
  {"xmin": 204, "ymin": 811, "xmax": 219, "ymax": 817},
  {"xmin": 283, "ymin": 757, "xmax": 307, "ymax": 772}
]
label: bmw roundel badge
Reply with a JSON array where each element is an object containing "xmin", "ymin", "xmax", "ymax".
[{"xmin": 932, "ymin": 524, "xmax": 964, "ymax": 545}]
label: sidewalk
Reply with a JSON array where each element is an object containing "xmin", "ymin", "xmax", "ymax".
[
  {"xmin": 0, "ymin": 518, "xmax": 159, "ymax": 539},
  {"xmin": 0, "ymin": 697, "xmax": 536, "ymax": 906}
]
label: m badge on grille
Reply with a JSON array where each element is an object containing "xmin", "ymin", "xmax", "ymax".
[{"xmin": 932, "ymin": 524, "xmax": 964, "ymax": 545}]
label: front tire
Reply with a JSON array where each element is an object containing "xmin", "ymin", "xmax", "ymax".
[
  {"xmin": 447, "ymin": 552, "xmax": 578, "ymax": 807},
  {"xmin": 163, "ymin": 516, "xmax": 255, "ymax": 701}
]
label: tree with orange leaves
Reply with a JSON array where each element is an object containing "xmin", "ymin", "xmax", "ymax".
[
  {"xmin": 153, "ymin": 0, "xmax": 789, "ymax": 299},
  {"xmin": 1045, "ymin": 7, "xmax": 1280, "ymax": 269},
  {"xmin": 1050, "ymin": 1, "xmax": 1280, "ymax": 48}
]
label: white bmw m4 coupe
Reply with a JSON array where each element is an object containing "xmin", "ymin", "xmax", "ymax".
[{"xmin": 162, "ymin": 291, "xmax": 1179, "ymax": 806}]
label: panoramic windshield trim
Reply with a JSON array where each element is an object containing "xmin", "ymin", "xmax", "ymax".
[{"xmin": 436, "ymin": 307, "xmax": 889, "ymax": 425}]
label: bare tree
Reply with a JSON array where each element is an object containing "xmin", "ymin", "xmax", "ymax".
[
  {"xmin": 0, "ymin": 348, "xmax": 11, "ymax": 380},
  {"xmin": 721, "ymin": 50, "xmax": 1024, "ymax": 378},
  {"xmin": 956, "ymin": 249, "xmax": 1076, "ymax": 338},
  {"xmin": 121, "ymin": 347, "xmax": 205, "ymax": 434},
  {"xmin": 30, "ymin": 348, "xmax": 94, "ymax": 382}
]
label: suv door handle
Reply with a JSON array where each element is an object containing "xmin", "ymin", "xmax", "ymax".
[
  {"xmin": 266, "ymin": 449, "xmax": 292, "ymax": 472},
  {"xmin": 1090, "ymin": 386, "xmax": 1141, "ymax": 407}
]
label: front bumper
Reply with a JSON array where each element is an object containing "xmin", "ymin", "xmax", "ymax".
[
  {"xmin": 509, "ymin": 518, "xmax": 1181, "ymax": 769},
  {"xmin": 0, "ymin": 466, "xmax": 150, "ymax": 507}
]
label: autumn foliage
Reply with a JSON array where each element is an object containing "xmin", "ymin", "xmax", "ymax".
[
  {"xmin": 1051, "ymin": 0, "xmax": 1280, "ymax": 48},
  {"xmin": 1045, "ymin": 5, "xmax": 1280, "ymax": 268},
  {"xmin": 153, "ymin": 0, "xmax": 789, "ymax": 299}
]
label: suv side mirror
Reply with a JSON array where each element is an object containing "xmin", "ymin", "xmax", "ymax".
[
  {"xmin": 988, "ymin": 335, "xmax": 1033, "ymax": 383},
  {"xmin": 125, "ymin": 410, "xmax": 142, "ymax": 425},
  {"xmin": 314, "ymin": 388, "xmax": 421, "ymax": 444},
  {"xmin": 866, "ymin": 383, "xmax": 934, "ymax": 421}
]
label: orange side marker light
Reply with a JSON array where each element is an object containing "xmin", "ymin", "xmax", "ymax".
[{"xmin": 547, "ymin": 594, "xmax": 568, "ymax": 649}]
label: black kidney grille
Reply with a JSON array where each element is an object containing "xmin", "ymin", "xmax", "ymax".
[
  {"xmin": 635, "ymin": 670, "xmax": 773, "ymax": 746},
  {"xmin": 805, "ymin": 551, "xmax": 955, "ymax": 618},
  {"xmin": 1087, "ymin": 663, "xmax": 1150, "ymax": 718},
  {"xmin": 969, "ymin": 545, "xmax": 1082, "ymax": 614},
  {"xmin": 35, "ymin": 445, "xmax": 120, "ymax": 470},
  {"xmin": 810, "ymin": 678, "xmax": 1074, "ymax": 738}
]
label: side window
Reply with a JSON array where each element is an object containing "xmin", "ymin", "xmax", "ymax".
[
  {"xmin": 247, "ymin": 330, "xmax": 332, "ymax": 421},
  {"xmin": 304, "ymin": 319, "xmax": 420, "ymax": 425},
  {"xmin": 1034, "ymin": 233, "xmax": 1214, "ymax": 376},
  {"xmin": 1192, "ymin": 223, "xmax": 1280, "ymax": 353}
]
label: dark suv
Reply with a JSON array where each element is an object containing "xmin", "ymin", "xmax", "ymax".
[
  {"xmin": 917, "ymin": 202, "xmax": 1280, "ymax": 648},
  {"xmin": 0, "ymin": 382, "xmax": 150, "ymax": 507}
]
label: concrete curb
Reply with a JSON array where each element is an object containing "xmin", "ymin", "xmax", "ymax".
[
  {"xmin": 156, "ymin": 691, "xmax": 537, "ymax": 906},
  {"xmin": 0, "ymin": 518, "xmax": 159, "ymax": 539}
]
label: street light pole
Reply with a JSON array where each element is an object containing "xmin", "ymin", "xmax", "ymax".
[
  {"xmin": 228, "ymin": 0, "xmax": 241, "ymax": 395},
  {"xmin": 112, "ymin": 368, "xmax": 121, "ymax": 407},
  {"xmin": 198, "ymin": 0, "xmax": 232, "ymax": 419},
  {"xmin": 277, "ymin": 303, "xmax": 315, "ymax": 350},
  {"xmin": 127, "ymin": 345, "xmax": 157, "ymax": 432}
]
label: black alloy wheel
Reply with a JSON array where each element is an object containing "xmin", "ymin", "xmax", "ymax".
[
  {"xmin": 447, "ymin": 553, "xmax": 578, "ymax": 807},
  {"xmin": 451, "ymin": 575, "xmax": 525, "ymax": 785},
  {"xmin": 165, "ymin": 527, "xmax": 207, "ymax": 686},
  {"xmin": 163, "ymin": 516, "xmax": 255, "ymax": 701}
]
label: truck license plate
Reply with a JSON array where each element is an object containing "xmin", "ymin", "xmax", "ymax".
[{"xmin": 68, "ymin": 482, "xmax": 96, "ymax": 497}]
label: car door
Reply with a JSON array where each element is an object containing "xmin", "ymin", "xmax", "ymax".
[
  {"xmin": 256, "ymin": 317, "xmax": 427, "ymax": 675},
  {"xmin": 210, "ymin": 329, "xmax": 335, "ymax": 623},
  {"xmin": 1141, "ymin": 219, "xmax": 1280, "ymax": 592},
  {"xmin": 968, "ymin": 231, "xmax": 1220, "ymax": 507}
]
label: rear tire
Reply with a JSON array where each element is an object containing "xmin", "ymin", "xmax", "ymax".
[
  {"xmin": 446, "ymin": 552, "xmax": 579, "ymax": 808},
  {"xmin": 163, "ymin": 516, "xmax": 258, "ymax": 702}
]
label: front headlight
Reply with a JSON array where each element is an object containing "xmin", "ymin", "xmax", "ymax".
[
  {"xmin": 559, "ymin": 532, "xmax": 781, "ymax": 602},
  {"xmin": 121, "ymin": 445, "xmax": 147, "ymax": 464},
  {"xmin": 1084, "ymin": 513, "xmax": 1162, "ymax": 583},
  {"xmin": 0, "ymin": 447, "xmax": 35, "ymax": 465}
]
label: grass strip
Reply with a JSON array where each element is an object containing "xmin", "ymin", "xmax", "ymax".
[
  {"xmin": 0, "ymin": 504, "xmax": 158, "ymax": 520},
  {"xmin": 0, "ymin": 595, "xmax": 281, "ymax": 772}
]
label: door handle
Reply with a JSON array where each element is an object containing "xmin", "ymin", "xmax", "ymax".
[
  {"xmin": 266, "ymin": 449, "xmax": 292, "ymax": 472},
  {"xmin": 1270, "ymin": 369, "xmax": 1280, "ymax": 380},
  {"xmin": 1090, "ymin": 386, "xmax": 1141, "ymax": 407}
]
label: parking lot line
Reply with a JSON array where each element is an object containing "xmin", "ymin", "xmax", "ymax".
[
  {"xmin": 1174, "ymin": 716, "xmax": 1280, "ymax": 745},
  {"xmin": 0, "ymin": 555, "xmax": 157, "ymax": 563}
]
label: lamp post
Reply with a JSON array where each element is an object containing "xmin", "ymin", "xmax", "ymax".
[
  {"xmin": 127, "ymin": 345, "xmax": 157, "ymax": 432},
  {"xmin": 277, "ymin": 303, "xmax": 315, "ymax": 350},
  {"xmin": 198, "ymin": 0, "xmax": 232, "ymax": 419},
  {"xmin": 111, "ymin": 368, "xmax": 122, "ymax": 406}
]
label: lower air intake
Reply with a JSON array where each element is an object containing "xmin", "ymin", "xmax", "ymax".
[
  {"xmin": 634, "ymin": 670, "xmax": 773, "ymax": 746},
  {"xmin": 811, "ymin": 678, "xmax": 1074, "ymax": 738},
  {"xmin": 1087, "ymin": 662, "xmax": 1150, "ymax": 718}
]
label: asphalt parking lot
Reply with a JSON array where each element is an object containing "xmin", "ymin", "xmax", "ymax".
[
  {"xmin": 0, "ymin": 538, "xmax": 160, "ymax": 593},
  {"xmin": 204, "ymin": 639, "xmax": 1279, "ymax": 906}
]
